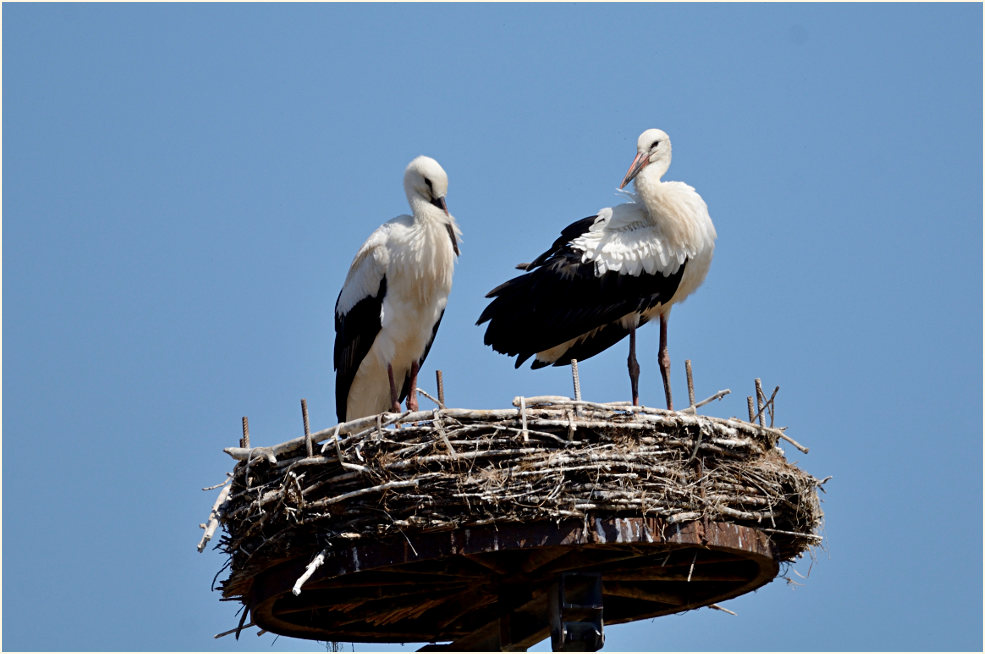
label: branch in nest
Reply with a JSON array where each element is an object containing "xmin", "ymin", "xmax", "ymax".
[
  {"xmin": 709, "ymin": 603, "xmax": 737, "ymax": 616},
  {"xmin": 292, "ymin": 550, "xmax": 326, "ymax": 596},
  {"xmin": 305, "ymin": 473, "xmax": 444, "ymax": 509},
  {"xmin": 197, "ymin": 483, "xmax": 232, "ymax": 552},
  {"xmin": 681, "ymin": 389, "xmax": 732, "ymax": 414}
]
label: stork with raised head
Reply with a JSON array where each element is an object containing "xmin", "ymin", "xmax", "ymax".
[
  {"xmin": 334, "ymin": 155, "xmax": 461, "ymax": 423},
  {"xmin": 477, "ymin": 129, "xmax": 716, "ymax": 410}
]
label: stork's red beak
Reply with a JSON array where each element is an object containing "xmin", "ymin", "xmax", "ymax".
[{"xmin": 619, "ymin": 152, "xmax": 649, "ymax": 189}]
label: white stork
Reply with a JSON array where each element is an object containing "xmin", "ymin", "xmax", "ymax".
[
  {"xmin": 334, "ymin": 155, "xmax": 461, "ymax": 423},
  {"xmin": 478, "ymin": 129, "xmax": 716, "ymax": 410}
]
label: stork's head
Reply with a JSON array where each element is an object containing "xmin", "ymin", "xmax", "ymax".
[
  {"xmin": 620, "ymin": 128, "xmax": 672, "ymax": 189},
  {"xmin": 404, "ymin": 155, "xmax": 450, "ymax": 216}
]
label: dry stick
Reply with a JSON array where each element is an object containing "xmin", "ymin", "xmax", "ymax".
[
  {"xmin": 305, "ymin": 474, "xmax": 442, "ymax": 509},
  {"xmin": 518, "ymin": 395, "xmax": 529, "ymax": 442},
  {"xmin": 418, "ymin": 388, "xmax": 443, "ymax": 408},
  {"xmin": 433, "ymin": 409, "xmax": 456, "ymax": 455},
  {"xmin": 301, "ymin": 398, "xmax": 313, "ymax": 458},
  {"xmin": 571, "ymin": 359, "xmax": 584, "ymax": 419},
  {"xmin": 292, "ymin": 550, "xmax": 327, "ymax": 596},
  {"xmin": 326, "ymin": 425, "xmax": 370, "ymax": 474},
  {"xmin": 516, "ymin": 396, "xmax": 636, "ymax": 412},
  {"xmin": 775, "ymin": 432, "xmax": 810, "ymax": 454},
  {"xmin": 709, "ymin": 604, "xmax": 737, "ymax": 616},
  {"xmin": 320, "ymin": 424, "xmax": 343, "ymax": 456},
  {"xmin": 202, "ymin": 475, "xmax": 231, "ymax": 491},
  {"xmin": 214, "ymin": 622, "xmax": 255, "ymax": 639},
  {"xmin": 754, "ymin": 379, "xmax": 765, "ymax": 427},
  {"xmin": 767, "ymin": 385, "xmax": 779, "ymax": 427},
  {"xmin": 436, "ymin": 369, "xmax": 445, "ymax": 407},
  {"xmin": 747, "ymin": 396, "xmax": 756, "ymax": 422},
  {"xmin": 759, "ymin": 527, "xmax": 823, "ymax": 541},
  {"xmin": 685, "ymin": 360, "xmax": 696, "ymax": 410},
  {"xmin": 750, "ymin": 385, "xmax": 780, "ymax": 427},
  {"xmin": 197, "ymin": 483, "xmax": 232, "ymax": 552},
  {"xmin": 686, "ymin": 389, "xmax": 731, "ymax": 413}
]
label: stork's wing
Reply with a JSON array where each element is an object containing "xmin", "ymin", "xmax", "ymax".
[
  {"xmin": 529, "ymin": 316, "xmax": 653, "ymax": 369},
  {"xmin": 334, "ymin": 226, "xmax": 390, "ymax": 423},
  {"xmin": 478, "ymin": 214, "xmax": 686, "ymax": 368}
]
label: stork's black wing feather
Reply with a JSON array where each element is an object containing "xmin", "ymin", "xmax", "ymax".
[
  {"xmin": 478, "ymin": 215, "xmax": 686, "ymax": 367},
  {"xmin": 334, "ymin": 276, "xmax": 386, "ymax": 423},
  {"xmin": 529, "ymin": 315, "xmax": 653, "ymax": 369}
]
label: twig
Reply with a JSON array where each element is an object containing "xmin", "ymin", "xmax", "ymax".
[
  {"xmin": 214, "ymin": 622, "xmax": 255, "ymax": 639},
  {"xmin": 436, "ymin": 369, "xmax": 445, "ymax": 407},
  {"xmin": 197, "ymin": 483, "xmax": 232, "ymax": 552},
  {"xmin": 418, "ymin": 388, "xmax": 443, "ymax": 408},
  {"xmin": 682, "ymin": 389, "xmax": 731, "ymax": 414},
  {"xmin": 202, "ymin": 475, "xmax": 231, "ymax": 491},
  {"xmin": 518, "ymin": 395, "xmax": 529, "ymax": 442},
  {"xmin": 224, "ymin": 446, "xmax": 278, "ymax": 463},
  {"xmin": 305, "ymin": 474, "xmax": 443, "ymax": 508},
  {"xmin": 709, "ymin": 603, "xmax": 736, "ymax": 616},
  {"xmin": 767, "ymin": 385, "xmax": 779, "ymax": 427},
  {"xmin": 292, "ymin": 550, "xmax": 326, "ymax": 596},
  {"xmin": 759, "ymin": 527, "xmax": 823, "ymax": 541},
  {"xmin": 433, "ymin": 410, "xmax": 456, "ymax": 456},
  {"xmin": 319, "ymin": 424, "xmax": 343, "ymax": 456},
  {"xmin": 776, "ymin": 431, "xmax": 810, "ymax": 454},
  {"xmin": 751, "ymin": 385, "xmax": 780, "ymax": 427}
]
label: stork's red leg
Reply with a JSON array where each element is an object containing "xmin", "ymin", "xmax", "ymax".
[
  {"xmin": 658, "ymin": 314, "xmax": 673, "ymax": 410},
  {"xmin": 386, "ymin": 363, "xmax": 401, "ymax": 413},
  {"xmin": 627, "ymin": 327, "xmax": 641, "ymax": 406},
  {"xmin": 406, "ymin": 361, "xmax": 420, "ymax": 412}
]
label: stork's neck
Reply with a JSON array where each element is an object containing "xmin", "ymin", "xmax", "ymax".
[
  {"xmin": 409, "ymin": 198, "xmax": 449, "ymax": 225},
  {"xmin": 631, "ymin": 161, "xmax": 669, "ymax": 212},
  {"xmin": 630, "ymin": 162, "xmax": 711, "ymax": 253}
]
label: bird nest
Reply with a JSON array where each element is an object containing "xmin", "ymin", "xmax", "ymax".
[{"xmin": 201, "ymin": 395, "xmax": 824, "ymax": 612}]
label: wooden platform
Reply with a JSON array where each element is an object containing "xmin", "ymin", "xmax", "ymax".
[{"xmin": 248, "ymin": 516, "xmax": 778, "ymax": 650}]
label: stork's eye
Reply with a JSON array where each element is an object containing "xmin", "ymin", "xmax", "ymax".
[
  {"xmin": 424, "ymin": 178, "xmax": 433, "ymax": 191},
  {"xmin": 651, "ymin": 140, "xmax": 661, "ymax": 149}
]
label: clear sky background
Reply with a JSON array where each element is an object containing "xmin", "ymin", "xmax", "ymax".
[{"xmin": 3, "ymin": 3, "xmax": 982, "ymax": 652}]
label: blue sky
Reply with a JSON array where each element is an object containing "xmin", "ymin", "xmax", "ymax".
[{"xmin": 3, "ymin": 2, "xmax": 981, "ymax": 651}]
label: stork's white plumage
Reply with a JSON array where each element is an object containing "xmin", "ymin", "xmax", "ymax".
[
  {"xmin": 334, "ymin": 156, "xmax": 461, "ymax": 423},
  {"xmin": 478, "ymin": 129, "xmax": 716, "ymax": 409}
]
